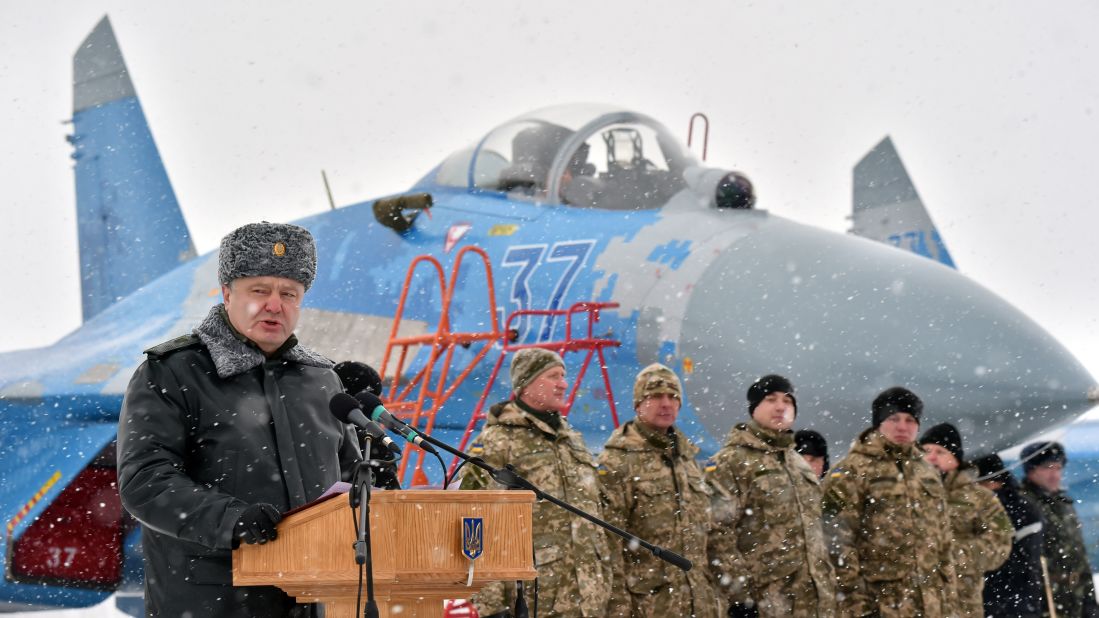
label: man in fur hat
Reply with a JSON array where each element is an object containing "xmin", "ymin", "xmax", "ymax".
[
  {"xmin": 459, "ymin": 348, "xmax": 614, "ymax": 618},
  {"xmin": 117, "ymin": 222, "xmax": 361, "ymax": 617},
  {"xmin": 705, "ymin": 374, "xmax": 837, "ymax": 617},
  {"xmin": 821, "ymin": 386, "xmax": 958, "ymax": 617},
  {"xmin": 919, "ymin": 423, "xmax": 1013, "ymax": 617}
]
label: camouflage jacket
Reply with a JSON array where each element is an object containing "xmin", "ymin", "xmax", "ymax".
[
  {"xmin": 821, "ymin": 428, "xmax": 958, "ymax": 618},
  {"xmin": 942, "ymin": 465, "xmax": 1013, "ymax": 618},
  {"xmin": 705, "ymin": 421, "xmax": 837, "ymax": 616},
  {"xmin": 459, "ymin": 401, "xmax": 613, "ymax": 617},
  {"xmin": 598, "ymin": 420, "xmax": 724, "ymax": 618},
  {"xmin": 1020, "ymin": 479, "xmax": 1099, "ymax": 618}
]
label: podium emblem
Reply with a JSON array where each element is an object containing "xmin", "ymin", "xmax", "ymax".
[{"xmin": 462, "ymin": 517, "xmax": 484, "ymax": 561}]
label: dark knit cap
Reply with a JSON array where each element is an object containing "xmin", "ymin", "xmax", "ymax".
[
  {"xmin": 794, "ymin": 430, "xmax": 828, "ymax": 457},
  {"xmin": 919, "ymin": 422, "xmax": 964, "ymax": 462},
  {"xmin": 795, "ymin": 429, "xmax": 829, "ymax": 477},
  {"xmin": 871, "ymin": 386, "xmax": 923, "ymax": 427},
  {"xmin": 218, "ymin": 222, "xmax": 317, "ymax": 290},
  {"xmin": 747, "ymin": 374, "xmax": 797, "ymax": 416},
  {"xmin": 973, "ymin": 453, "xmax": 1012, "ymax": 483},
  {"xmin": 334, "ymin": 361, "xmax": 383, "ymax": 397},
  {"xmin": 1021, "ymin": 441, "xmax": 1067, "ymax": 473}
]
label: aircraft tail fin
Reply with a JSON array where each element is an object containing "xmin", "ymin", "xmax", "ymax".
[
  {"xmin": 849, "ymin": 136, "xmax": 957, "ymax": 269},
  {"xmin": 70, "ymin": 16, "xmax": 196, "ymax": 321}
]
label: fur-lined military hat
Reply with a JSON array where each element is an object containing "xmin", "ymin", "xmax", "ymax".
[
  {"xmin": 1021, "ymin": 441, "xmax": 1067, "ymax": 473},
  {"xmin": 218, "ymin": 222, "xmax": 317, "ymax": 290},
  {"xmin": 510, "ymin": 348, "xmax": 565, "ymax": 396},
  {"xmin": 633, "ymin": 363, "xmax": 682, "ymax": 409},
  {"xmin": 747, "ymin": 374, "xmax": 797, "ymax": 417},
  {"xmin": 871, "ymin": 386, "xmax": 923, "ymax": 427},
  {"xmin": 919, "ymin": 422, "xmax": 964, "ymax": 462}
]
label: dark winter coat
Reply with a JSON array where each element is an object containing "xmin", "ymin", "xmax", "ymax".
[
  {"xmin": 117, "ymin": 305, "xmax": 360, "ymax": 617},
  {"xmin": 1020, "ymin": 479, "xmax": 1099, "ymax": 618},
  {"xmin": 982, "ymin": 478, "xmax": 1046, "ymax": 618}
]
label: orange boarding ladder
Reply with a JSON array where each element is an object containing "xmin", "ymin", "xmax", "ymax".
[
  {"xmin": 448, "ymin": 301, "xmax": 623, "ymax": 480},
  {"xmin": 379, "ymin": 245, "xmax": 505, "ymax": 487}
]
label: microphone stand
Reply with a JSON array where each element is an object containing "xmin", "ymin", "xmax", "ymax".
[
  {"xmin": 405, "ymin": 424, "xmax": 693, "ymax": 573},
  {"xmin": 349, "ymin": 433, "xmax": 397, "ymax": 618}
]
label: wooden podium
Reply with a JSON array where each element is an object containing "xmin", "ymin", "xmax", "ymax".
[{"xmin": 233, "ymin": 489, "xmax": 536, "ymax": 617}]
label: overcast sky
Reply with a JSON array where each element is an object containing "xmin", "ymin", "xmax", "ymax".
[
  {"xmin": 2, "ymin": 1, "xmax": 1097, "ymax": 384},
  {"xmin": 1, "ymin": 3, "xmax": 1097, "ymax": 614}
]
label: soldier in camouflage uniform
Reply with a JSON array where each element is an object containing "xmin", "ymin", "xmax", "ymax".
[
  {"xmin": 459, "ymin": 348, "xmax": 613, "ymax": 618},
  {"xmin": 1019, "ymin": 441, "xmax": 1099, "ymax": 618},
  {"xmin": 919, "ymin": 423, "xmax": 1013, "ymax": 618},
  {"xmin": 705, "ymin": 375, "xmax": 837, "ymax": 618},
  {"xmin": 598, "ymin": 364, "xmax": 724, "ymax": 618},
  {"xmin": 821, "ymin": 387, "xmax": 958, "ymax": 618}
]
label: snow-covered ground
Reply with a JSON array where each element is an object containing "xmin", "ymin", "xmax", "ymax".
[
  {"xmin": 18, "ymin": 580, "xmax": 1099, "ymax": 616},
  {"xmin": 14, "ymin": 598, "xmax": 128, "ymax": 617}
]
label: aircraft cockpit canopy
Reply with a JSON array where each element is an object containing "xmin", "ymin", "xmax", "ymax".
[{"xmin": 433, "ymin": 104, "xmax": 700, "ymax": 210}]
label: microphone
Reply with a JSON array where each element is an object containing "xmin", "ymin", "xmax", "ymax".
[
  {"xmin": 353, "ymin": 390, "xmax": 439, "ymax": 455},
  {"xmin": 329, "ymin": 393, "xmax": 402, "ymax": 456}
]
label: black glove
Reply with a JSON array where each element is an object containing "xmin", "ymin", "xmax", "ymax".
[
  {"xmin": 235, "ymin": 503, "xmax": 282, "ymax": 545},
  {"xmin": 728, "ymin": 602, "xmax": 759, "ymax": 618},
  {"xmin": 481, "ymin": 613, "xmax": 512, "ymax": 618}
]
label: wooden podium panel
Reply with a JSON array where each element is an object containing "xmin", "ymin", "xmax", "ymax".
[{"xmin": 233, "ymin": 489, "xmax": 535, "ymax": 617}]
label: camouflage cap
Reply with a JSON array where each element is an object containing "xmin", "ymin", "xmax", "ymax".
[
  {"xmin": 218, "ymin": 222, "xmax": 317, "ymax": 290},
  {"xmin": 510, "ymin": 348, "xmax": 565, "ymax": 396},
  {"xmin": 633, "ymin": 363, "xmax": 682, "ymax": 409}
]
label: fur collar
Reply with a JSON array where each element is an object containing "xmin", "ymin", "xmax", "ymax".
[{"xmin": 193, "ymin": 304, "xmax": 332, "ymax": 379}]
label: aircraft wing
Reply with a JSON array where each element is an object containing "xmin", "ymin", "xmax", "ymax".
[{"xmin": 0, "ymin": 346, "xmax": 127, "ymax": 607}]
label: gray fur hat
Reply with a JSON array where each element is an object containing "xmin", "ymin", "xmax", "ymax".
[
  {"xmin": 218, "ymin": 222, "xmax": 317, "ymax": 290},
  {"xmin": 510, "ymin": 348, "xmax": 565, "ymax": 396}
]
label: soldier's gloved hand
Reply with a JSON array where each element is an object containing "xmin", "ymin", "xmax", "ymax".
[
  {"xmin": 480, "ymin": 612, "xmax": 512, "ymax": 618},
  {"xmin": 727, "ymin": 602, "xmax": 758, "ymax": 618},
  {"xmin": 235, "ymin": 503, "xmax": 282, "ymax": 545}
]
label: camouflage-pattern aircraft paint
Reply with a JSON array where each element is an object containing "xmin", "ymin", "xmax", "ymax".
[{"xmin": 0, "ymin": 15, "xmax": 1093, "ymax": 614}]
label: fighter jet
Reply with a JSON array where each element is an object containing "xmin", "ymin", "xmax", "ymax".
[{"xmin": 0, "ymin": 15, "xmax": 1092, "ymax": 613}]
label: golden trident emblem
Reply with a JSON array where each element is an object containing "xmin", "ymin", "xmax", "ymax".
[
  {"xmin": 462, "ymin": 517, "xmax": 484, "ymax": 587},
  {"xmin": 462, "ymin": 517, "xmax": 483, "ymax": 560}
]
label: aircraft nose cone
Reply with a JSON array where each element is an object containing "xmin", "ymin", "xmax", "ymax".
[{"xmin": 681, "ymin": 216, "xmax": 1096, "ymax": 453}]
